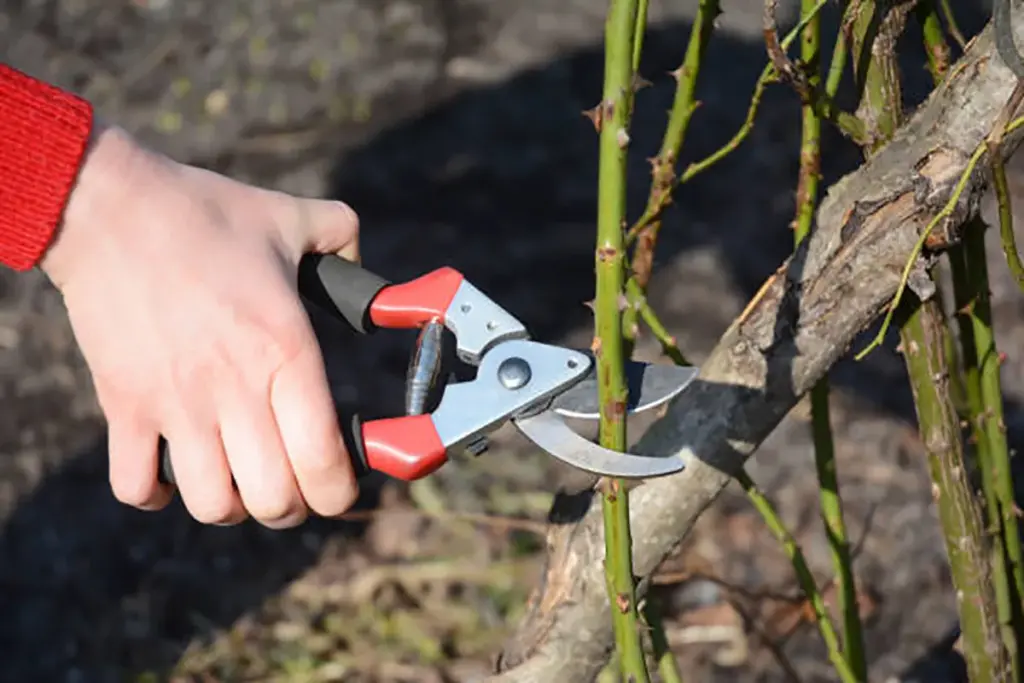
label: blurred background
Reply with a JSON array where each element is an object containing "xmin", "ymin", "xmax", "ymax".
[{"xmin": 1, "ymin": 0, "xmax": 1021, "ymax": 681}]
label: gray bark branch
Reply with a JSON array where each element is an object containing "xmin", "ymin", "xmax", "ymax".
[{"xmin": 489, "ymin": 16, "xmax": 1024, "ymax": 683}]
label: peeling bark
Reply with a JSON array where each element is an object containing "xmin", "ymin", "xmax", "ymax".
[{"xmin": 490, "ymin": 16, "xmax": 1024, "ymax": 683}]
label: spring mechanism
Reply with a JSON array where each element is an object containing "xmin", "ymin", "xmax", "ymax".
[{"xmin": 405, "ymin": 319, "xmax": 445, "ymax": 416}]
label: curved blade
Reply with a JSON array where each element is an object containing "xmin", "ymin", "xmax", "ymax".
[
  {"xmin": 512, "ymin": 411, "xmax": 686, "ymax": 478},
  {"xmin": 549, "ymin": 358, "xmax": 698, "ymax": 420}
]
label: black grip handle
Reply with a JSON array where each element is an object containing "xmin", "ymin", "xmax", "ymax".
[
  {"xmin": 297, "ymin": 254, "xmax": 390, "ymax": 334},
  {"xmin": 157, "ymin": 411, "xmax": 373, "ymax": 487}
]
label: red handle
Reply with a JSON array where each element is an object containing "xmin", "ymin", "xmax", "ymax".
[
  {"xmin": 360, "ymin": 415, "xmax": 449, "ymax": 481},
  {"xmin": 369, "ymin": 267, "xmax": 465, "ymax": 329}
]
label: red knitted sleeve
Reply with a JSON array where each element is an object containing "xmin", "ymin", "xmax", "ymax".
[{"xmin": 0, "ymin": 64, "xmax": 94, "ymax": 272}]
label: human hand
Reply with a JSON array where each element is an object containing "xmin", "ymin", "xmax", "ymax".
[{"xmin": 40, "ymin": 122, "xmax": 361, "ymax": 528}]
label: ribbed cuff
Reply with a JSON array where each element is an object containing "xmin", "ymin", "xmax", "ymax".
[{"xmin": 0, "ymin": 64, "xmax": 94, "ymax": 272}]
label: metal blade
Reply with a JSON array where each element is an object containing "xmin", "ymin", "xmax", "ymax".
[
  {"xmin": 512, "ymin": 410, "xmax": 686, "ymax": 478},
  {"xmin": 548, "ymin": 356, "xmax": 698, "ymax": 420}
]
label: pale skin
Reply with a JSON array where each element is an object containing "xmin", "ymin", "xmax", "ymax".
[{"xmin": 38, "ymin": 121, "xmax": 362, "ymax": 528}]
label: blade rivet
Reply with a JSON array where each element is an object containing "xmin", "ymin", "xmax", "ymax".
[{"xmin": 497, "ymin": 357, "xmax": 531, "ymax": 390}]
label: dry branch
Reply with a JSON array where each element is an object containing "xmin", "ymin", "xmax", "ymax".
[{"xmin": 490, "ymin": 16, "xmax": 1024, "ymax": 683}]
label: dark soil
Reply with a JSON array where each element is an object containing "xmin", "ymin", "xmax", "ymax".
[{"xmin": 1, "ymin": 0, "xmax": 1021, "ymax": 681}]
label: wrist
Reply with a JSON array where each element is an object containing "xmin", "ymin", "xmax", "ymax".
[{"xmin": 39, "ymin": 121, "xmax": 147, "ymax": 289}]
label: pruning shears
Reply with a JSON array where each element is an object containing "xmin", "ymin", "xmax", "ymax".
[{"xmin": 158, "ymin": 254, "xmax": 697, "ymax": 485}]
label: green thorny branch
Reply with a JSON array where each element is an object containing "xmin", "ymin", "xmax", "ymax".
[
  {"xmin": 609, "ymin": 1, "xmax": 876, "ymax": 679},
  {"xmin": 621, "ymin": 0, "xmax": 720, "ymax": 363},
  {"xmin": 915, "ymin": 4, "xmax": 1015, "ymax": 680},
  {"xmin": 592, "ymin": 1, "xmax": 650, "ymax": 680},
  {"xmin": 621, "ymin": 0, "xmax": 831, "ymax": 257},
  {"xmin": 621, "ymin": 0, "xmax": 832, "ymax": 365},
  {"xmin": 851, "ymin": 89, "xmax": 1024, "ymax": 683},
  {"xmin": 762, "ymin": 0, "xmax": 868, "ymax": 146},
  {"xmin": 985, "ymin": 17, "xmax": 1024, "ymax": 676},
  {"xmin": 896, "ymin": 290, "xmax": 1009, "ymax": 682},
  {"xmin": 789, "ymin": 0, "xmax": 866, "ymax": 677},
  {"xmin": 960, "ymin": 64, "xmax": 1024, "ymax": 680}
]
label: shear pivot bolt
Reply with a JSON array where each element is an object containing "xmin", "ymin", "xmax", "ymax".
[{"xmin": 497, "ymin": 357, "xmax": 531, "ymax": 389}]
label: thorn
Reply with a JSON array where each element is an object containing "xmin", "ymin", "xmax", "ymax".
[
  {"xmin": 602, "ymin": 477, "xmax": 618, "ymax": 501},
  {"xmin": 582, "ymin": 105, "xmax": 603, "ymax": 132},
  {"xmin": 618, "ymin": 293, "xmax": 630, "ymax": 311},
  {"xmin": 605, "ymin": 399, "xmax": 627, "ymax": 419},
  {"xmin": 616, "ymin": 127, "xmax": 630, "ymax": 149},
  {"xmin": 591, "ymin": 336, "xmax": 603, "ymax": 354},
  {"xmin": 631, "ymin": 73, "xmax": 652, "ymax": 92},
  {"xmin": 602, "ymin": 98, "xmax": 616, "ymax": 119},
  {"xmin": 999, "ymin": 351, "xmax": 1008, "ymax": 364},
  {"xmin": 582, "ymin": 299, "xmax": 596, "ymax": 311}
]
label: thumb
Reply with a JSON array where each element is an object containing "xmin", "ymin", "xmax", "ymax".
[{"xmin": 299, "ymin": 199, "xmax": 361, "ymax": 263}]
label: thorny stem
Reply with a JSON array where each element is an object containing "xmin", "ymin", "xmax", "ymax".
[
  {"xmin": 621, "ymin": 0, "xmax": 720, "ymax": 360},
  {"xmin": 989, "ymin": 118, "xmax": 1024, "ymax": 292},
  {"xmin": 938, "ymin": 0, "xmax": 967, "ymax": 50},
  {"xmin": 640, "ymin": 0, "xmax": 829, "ymax": 193},
  {"xmin": 906, "ymin": 17, "xmax": 1009, "ymax": 662},
  {"xmin": 848, "ymin": 0, "xmax": 908, "ymax": 154},
  {"xmin": 735, "ymin": 470, "xmax": 860, "ymax": 683},
  {"xmin": 763, "ymin": 0, "xmax": 867, "ymax": 144},
  {"xmin": 628, "ymin": 0, "xmax": 720, "ymax": 275},
  {"xmin": 915, "ymin": 0, "xmax": 951, "ymax": 84},
  {"xmin": 594, "ymin": 1, "xmax": 649, "ymax": 680},
  {"xmin": 912, "ymin": 0, "xmax": 970, "ymax": 420},
  {"xmin": 641, "ymin": 598, "xmax": 684, "ymax": 683},
  {"xmin": 896, "ymin": 293, "xmax": 1008, "ymax": 682},
  {"xmin": 974, "ymin": 80, "xmax": 1024, "ymax": 675},
  {"xmin": 792, "ymin": 0, "xmax": 865, "ymax": 676},
  {"xmin": 632, "ymin": 0, "xmax": 649, "ymax": 72},
  {"xmin": 963, "ymin": 220, "xmax": 1024, "ymax": 676},
  {"xmin": 628, "ymin": 291, "xmax": 691, "ymax": 367},
  {"xmin": 824, "ymin": 1, "xmax": 852, "ymax": 99},
  {"xmin": 950, "ymin": 239, "xmax": 1020, "ymax": 678}
]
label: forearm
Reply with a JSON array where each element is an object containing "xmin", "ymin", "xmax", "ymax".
[{"xmin": 0, "ymin": 64, "xmax": 94, "ymax": 271}]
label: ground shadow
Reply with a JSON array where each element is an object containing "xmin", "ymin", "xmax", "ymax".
[{"xmin": 0, "ymin": 3, "xmax": 1017, "ymax": 681}]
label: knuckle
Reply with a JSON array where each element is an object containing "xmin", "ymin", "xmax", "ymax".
[
  {"xmin": 187, "ymin": 492, "xmax": 242, "ymax": 525},
  {"xmin": 336, "ymin": 201, "xmax": 360, "ymax": 233},
  {"xmin": 305, "ymin": 481, "xmax": 359, "ymax": 517},
  {"xmin": 247, "ymin": 490, "xmax": 307, "ymax": 528},
  {"xmin": 292, "ymin": 441, "xmax": 347, "ymax": 479},
  {"xmin": 259, "ymin": 317, "xmax": 314, "ymax": 378},
  {"xmin": 313, "ymin": 478, "xmax": 359, "ymax": 518},
  {"xmin": 289, "ymin": 442, "xmax": 360, "ymax": 517},
  {"xmin": 299, "ymin": 467, "xmax": 359, "ymax": 518},
  {"xmin": 109, "ymin": 471, "xmax": 159, "ymax": 508}
]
